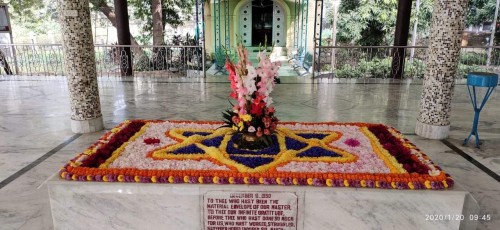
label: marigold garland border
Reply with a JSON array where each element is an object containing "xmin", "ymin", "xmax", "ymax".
[{"xmin": 59, "ymin": 120, "xmax": 454, "ymax": 190}]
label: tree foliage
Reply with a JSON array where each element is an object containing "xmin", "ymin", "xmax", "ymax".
[
  {"xmin": 336, "ymin": 0, "xmax": 433, "ymax": 46},
  {"xmin": 4, "ymin": 0, "xmax": 44, "ymax": 20},
  {"xmin": 467, "ymin": 0, "xmax": 497, "ymax": 26},
  {"xmin": 129, "ymin": 0, "xmax": 195, "ymax": 38},
  {"xmin": 4, "ymin": 0, "xmax": 58, "ymax": 34}
]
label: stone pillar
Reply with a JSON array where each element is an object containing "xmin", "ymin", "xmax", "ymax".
[
  {"xmin": 58, "ymin": 0, "xmax": 104, "ymax": 133},
  {"xmin": 415, "ymin": 0, "xmax": 468, "ymax": 139}
]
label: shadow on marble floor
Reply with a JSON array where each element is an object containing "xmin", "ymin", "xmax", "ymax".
[{"xmin": 0, "ymin": 78, "xmax": 499, "ymax": 229}]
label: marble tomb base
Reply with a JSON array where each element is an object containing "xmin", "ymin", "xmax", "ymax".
[{"xmin": 48, "ymin": 177, "xmax": 479, "ymax": 230}]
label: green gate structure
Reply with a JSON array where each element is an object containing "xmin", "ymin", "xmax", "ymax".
[
  {"xmin": 293, "ymin": 0, "xmax": 301, "ymax": 49},
  {"xmin": 213, "ymin": 0, "xmax": 230, "ymax": 69},
  {"xmin": 196, "ymin": 0, "xmax": 206, "ymax": 77},
  {"xmin": 298, "ymin": 0, "xmax": 309, "ymax": 62},
  {"xmin": 312, "ymin": 0, "xmax": 323, "ymax": 74}
]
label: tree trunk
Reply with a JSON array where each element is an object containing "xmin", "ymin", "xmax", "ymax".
[
  {"xmin": 0, "ymin": 49, "xmax": 13, "ymax": 75},
  {"xmin": 152, "ymin": 0, "xmax": 164, "ymax": 46},
  {"xmin": 152, "ymin": 0, "xmax": 166, "ymax": 70},
  {"xmin": 330, "ymin": 2, "xmax": 338, "ymax": 72},
  {"xmin": 90, "ymin": 0, "xmax": 145, "ymax": 57}
]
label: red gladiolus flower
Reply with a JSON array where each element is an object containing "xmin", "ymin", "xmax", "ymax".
[
  {"xmin": 267, "ymin": 106, "xmax": 275, "ymax": 114},
  {"xmin": 253, "ymin": 94, "xmax": 266, "ymax": 105},
  {"xmin": 250, "ymin": 103, "xmax": 264, "ymax": 116},
  {"xmin": 229, "ymin": 92, "xmax": 237, "ymax": 99},
  {"xmin": 225, "ymin": 60, "xmax": 236, "ymax": 77}
]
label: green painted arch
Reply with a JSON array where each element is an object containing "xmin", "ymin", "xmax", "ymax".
[{"xmin": 233, "ymin": 0, "xmax": 292, "ymax": 47}]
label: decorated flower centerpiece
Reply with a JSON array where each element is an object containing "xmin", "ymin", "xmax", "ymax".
[{"xmin": 222, "ymin": 44, "xmax": 281, "ymax": 150}]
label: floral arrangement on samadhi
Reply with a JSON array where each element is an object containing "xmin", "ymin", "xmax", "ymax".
[{"xmin": 222, "ymin": 44, "xmax": 280, "ymax": 149}]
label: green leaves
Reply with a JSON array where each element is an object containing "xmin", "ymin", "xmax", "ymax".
[
  {"xmin": 129, "ymin": 0, "xmax": 196, "ymax": 40},
  {"xmin": 336, "ymin": 0, "xmax": 434, "ymax": 46},
  {"xmin": 467, "ymin": 0, "xmax": 498, "ymax": 26},
  {"xmin": 221, "ymin": 108, "xmax": 237, "ymax": 128}
]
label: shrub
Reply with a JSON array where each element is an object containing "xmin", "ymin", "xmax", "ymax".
[
  {"xmin": 459, "ymin": 52, "xmax": 487, "ymax": 65},
  {"xmin": 358, "ymin": 58, "xmax": 392, "ymax": 78},
  {"xmin": 334, "ymin": 56, "xmax": 482, "ymax": 79},
  {"xmin": 457, "ymin": 64, "xmax": 484, "ymax": 78},
  {"xmin": 335, "ymin": 64, "xmax": 363, "ymax": 78},
  {"xmin": 404, "ymin": 59, "xmax": 426, "ymax": 79}
]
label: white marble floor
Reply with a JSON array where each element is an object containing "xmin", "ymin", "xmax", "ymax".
[{"xmin": 0, "ymin": 77, "xmax": 499, "ymax": 230}]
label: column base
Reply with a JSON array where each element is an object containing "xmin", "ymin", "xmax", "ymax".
[
  {"xmin": 71, "ymin": 116, "xmax": 104, "ymax": 134},
  {"xmin": 415, "ymin": 120, "xmax": 450, "ymax": 140}
]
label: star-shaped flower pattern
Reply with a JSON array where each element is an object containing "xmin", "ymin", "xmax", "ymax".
[{"xmin": 150, "ymin": 127, "xmax": 357, "ymax": 173}]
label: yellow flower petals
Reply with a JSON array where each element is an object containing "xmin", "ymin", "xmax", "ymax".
[
  {"xmin": 424, "ymin": 181, "xmax": 431, "ymax": 189},
  {"xmin": 408, "ymin": 182, "xmax": 414, "ymax": 190},
  {"xmin": 326, "ymin": 179, "xmax": 333, "ymax": 187}
]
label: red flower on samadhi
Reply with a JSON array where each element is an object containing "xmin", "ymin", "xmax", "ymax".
[
  {"xmin": 144, "ymin": 138, "xmax": 161, "ymax": 145},
  {"xmin": 250, "ymin": 103, "xmax": 265, "ymax": 116}
]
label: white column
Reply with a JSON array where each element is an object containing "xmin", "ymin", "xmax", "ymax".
[
  {"xmin": 415, "ymin": 0, "xmax": 469, "ymax": 139},
  {"xmin": 58, "ymin": 0, "xmax": 104, "ymax": 133}
]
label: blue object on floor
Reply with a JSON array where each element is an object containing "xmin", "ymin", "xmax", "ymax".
[{"xmin": 464, "ymin": 72, "xmax": 498, "ymax": 148}]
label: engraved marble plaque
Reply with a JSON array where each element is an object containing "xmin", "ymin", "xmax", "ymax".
[{"xmin": 203, "ymin": 191, "xmax": 298, "ymax": 230}]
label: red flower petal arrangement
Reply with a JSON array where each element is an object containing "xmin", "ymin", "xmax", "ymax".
[{"xmin": 59, "ymin": 120, "xmax": 453, "ymax": 190}]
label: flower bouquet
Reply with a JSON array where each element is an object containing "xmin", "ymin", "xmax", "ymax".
[{"xmin": 222, "ymin": 44, "xmax": 281, "ymax": 150}]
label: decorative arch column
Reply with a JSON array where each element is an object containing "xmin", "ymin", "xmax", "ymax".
[
  {"xmin": 415, "ymin": 0, "xmax": 469, "ymax": 139},
  {"xmin": 58, "ymin": 0, "xmax": 104, "ymax": 133}
]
